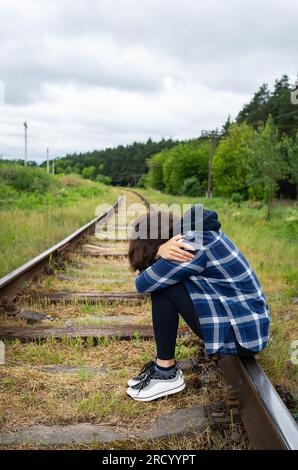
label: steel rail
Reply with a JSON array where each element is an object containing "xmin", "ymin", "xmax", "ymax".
[
  {"xmin": 219, "ymin": 355, "xmax": 298, "ymax": 450},
  {"xmin": 121, "ymin": 188, "xmax": 151, "ymax": 210},
  {"xmin": 0, "ymin": 196, "xmax": 124, "ymax": 302}
]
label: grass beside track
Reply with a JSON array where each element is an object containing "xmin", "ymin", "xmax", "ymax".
[{"xmin": 0, "ymin": 175, "xmax": 119, "ymax": 278}]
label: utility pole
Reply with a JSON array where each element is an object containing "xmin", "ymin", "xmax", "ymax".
[
  {"xmin": 201, "ymin": 129, "xmax": 222, "ymax": 198},
  {"xmin": 46, "ymin": 148, "xmax": 50, "ymax": 174},
  {"xmin": 24, "ymin": 121, "xmax": 28, "ymax": 166},
  {"xmin": 52, "ymin": 156, "xmax": 55, "ymax": 175}
]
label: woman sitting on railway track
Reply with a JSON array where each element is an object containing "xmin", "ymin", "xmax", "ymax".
[{"xmin": 127, "ymin": 208, "xmax": 270, "ymax": 402}]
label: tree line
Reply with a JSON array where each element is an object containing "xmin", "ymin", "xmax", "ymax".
[
  {"xmin": 46, "ymin": 138, "xmax": 179, "ymax": 186},
  {"xmin": 144, "ymin": 75, "xmax": 298, "ymax": 205},
  {"xmin": 43, "ymin": 74, "xmax": 297, "ymax": 203}
]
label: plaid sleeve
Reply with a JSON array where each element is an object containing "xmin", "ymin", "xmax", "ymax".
[{"xmin": 135, "ymin": 250, "xmax": 207, "ymax": 293}]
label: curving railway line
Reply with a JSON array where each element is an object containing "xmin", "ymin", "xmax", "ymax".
[{"xmin": 0, "ymin": 190, "xmax": 297, "ymax": 450}]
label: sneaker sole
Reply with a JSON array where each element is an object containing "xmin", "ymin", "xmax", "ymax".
[{"xmin": 126, "ymin": 382, "xmax": 185, "ymax": 402}]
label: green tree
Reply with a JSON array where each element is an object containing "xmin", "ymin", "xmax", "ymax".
[
  {"xmin": 270, "ymin": 75, "xmax": 298, "ymax": 137},
  {"xmin": 162, "ymin": 140, "xmax": 209, "ymax": 195},
  {"xmin": 147, "ymin": 149, "xmax": 170, "ymax": 191},
  {"xmin": 82, "ymin": 165, "xmax": 97, "ymax": 180},
  {"xmin": 96, "ymin": 174, "xmax": 112, "ymax": 184},
  {"xmin": 213, "ymin": 123, "xmax": 254, "ymax": 198},
  {"xmin": 248, "ymin": 116, "xmax": 286, "ymax": 219},
  {"xmin": 284, "ymin": 131, "xmax": 298, "ymax": 195},
  {"xmin": 137, "ymin": 174, "xmax": 149, "ymax": 188},
  {"xmin": 237, "ymin": 75, "xmax": 298, "ymax": 138},
  {"xmin": 221, "ymin": 114, "xmax": 232, "ymax": 137},
  {"xmin": 181, "ymin": 176, "xmax": 202, "ymax": 197},
  {"xmin": 54, "ymin": 138, "xmax": 178, "ymax": 187},
  {"xmin": 237, "ymin": 83, "xmax": 271, "ymax": 127}
]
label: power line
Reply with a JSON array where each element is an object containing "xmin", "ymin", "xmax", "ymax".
[
  {"xmin": 29, "ymin": 145, "xmax": 47, "ymax": 160},
  {"xmin": 0, "ymin": 132, "xmax": 23, "ymax": 138},
  {"xmin": 272, "ymin": 110, "xmax": 298, "ymax": 120}
]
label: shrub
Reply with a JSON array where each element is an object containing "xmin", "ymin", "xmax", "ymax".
[
  {"xmin": 230, "ymin": 192, "xmax": 244, "ymax": 207},
  {"xmin": 137, "ymin": 174, "xmax": 149, "ymax": 188},
  {"xmin": 96, "ymin": 174, "xmax": 112, "ymax": 185},
  {"xmin": 82, "ymin": 166, "xmax": 97, "ymax": 180},
  {"xmin": 181, "ymin": 177, "xmax": 202, "ymax": 197},
  {"xmin": 0, "ymin": 182, "xmax": 17, "ymax": 207},
  {"xmin": 0, "ymin": 164, "xmax": 57, "ymax": 193}
]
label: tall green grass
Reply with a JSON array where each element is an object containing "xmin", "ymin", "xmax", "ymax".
[
  {"xmin": 0, "ymin": 171, "xmax": 118, "ymax": 276},
  {"xmin": 0, "ymin": 165, "xmax": 113, "ymax": 210}
]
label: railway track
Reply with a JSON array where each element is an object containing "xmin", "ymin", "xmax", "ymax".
[{"xmin": 0, "ymin": 190, "xmax": 297, "ymax": 450}]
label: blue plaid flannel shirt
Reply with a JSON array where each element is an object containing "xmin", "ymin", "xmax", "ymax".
[{"xmin": 135, "ymin": 230, "xmax": 270, "ymax": 355}]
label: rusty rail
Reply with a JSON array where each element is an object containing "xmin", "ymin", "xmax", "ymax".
[
  {"xmin": 0, "ymin": 196, "xmax": 124, "ymax": 302},
  {"xmin": 121, "ymin": 188, "xmax": 151, "ymax": 210},
  {"xmin": 218, "ymin": 355, "xmax": 298, "ymax": 450}
]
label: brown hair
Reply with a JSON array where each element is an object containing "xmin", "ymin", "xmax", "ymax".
[{"xmin": 128, "ymin": 211, "xmax": 175, "ymax": 272}]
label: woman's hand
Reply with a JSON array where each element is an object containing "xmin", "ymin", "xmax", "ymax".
[{"xmin": 156, "ymin": 234, "xmax": 196, "ymax": 262}]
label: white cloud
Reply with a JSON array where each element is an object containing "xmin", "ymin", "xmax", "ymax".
[{"xmin": 0, "ymin": 0, "xmax": 297, "ymax": 160}]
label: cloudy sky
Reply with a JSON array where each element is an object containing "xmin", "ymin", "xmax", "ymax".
[{"xmin": 0, "ymin": 0, "xmax": 297, "ymax": 162}]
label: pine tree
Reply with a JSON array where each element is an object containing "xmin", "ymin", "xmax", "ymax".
[
  {"xmin": 270, "ymin": 75, "xmax": 298, "ymax": 137},
  {"xmin": 237, "ymin": 83, "xmax": 270, "ymax": 127}
]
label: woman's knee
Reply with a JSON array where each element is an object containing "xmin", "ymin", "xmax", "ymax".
[
  {"xmin": 151, "ymin": 284, "xmax": 179, "ymax": 300},
  {"xmin": 151, "ymin": 289, "xmax": 165, "ymax": 301},
  {"xmin": 154, "ymin": 283, "xmax": 186, "ymax": 300}
]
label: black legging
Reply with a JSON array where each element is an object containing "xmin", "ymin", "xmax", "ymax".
[{"xmin": 151, "ymin": 282, "xmax": 253, "ymax": 360}]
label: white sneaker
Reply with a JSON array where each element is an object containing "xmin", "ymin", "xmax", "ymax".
[
  {"xmin": 127, "ymin": 365, "xmax": 185, "ymax": 402},
  {"xmin": 127, "ymin": 360, "xmax": 156, "ymax": 387}
]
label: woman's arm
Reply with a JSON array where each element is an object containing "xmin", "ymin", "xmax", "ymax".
[
  {"xmin": 155, "ymin": 234, "xmax": 196, "ymax": 262},
  {"xmin": 135, "ymin": 246, "xmax": 207, "ymax": 293}
]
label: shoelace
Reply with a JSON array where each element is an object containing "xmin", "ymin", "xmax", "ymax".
[
  {"xmin": 131, "ymin": 360, "xmax": 155, "ymax": 382},
  {"xmin": 131, "ymin": 363, "xmax": 181, "ymax": 393}
]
